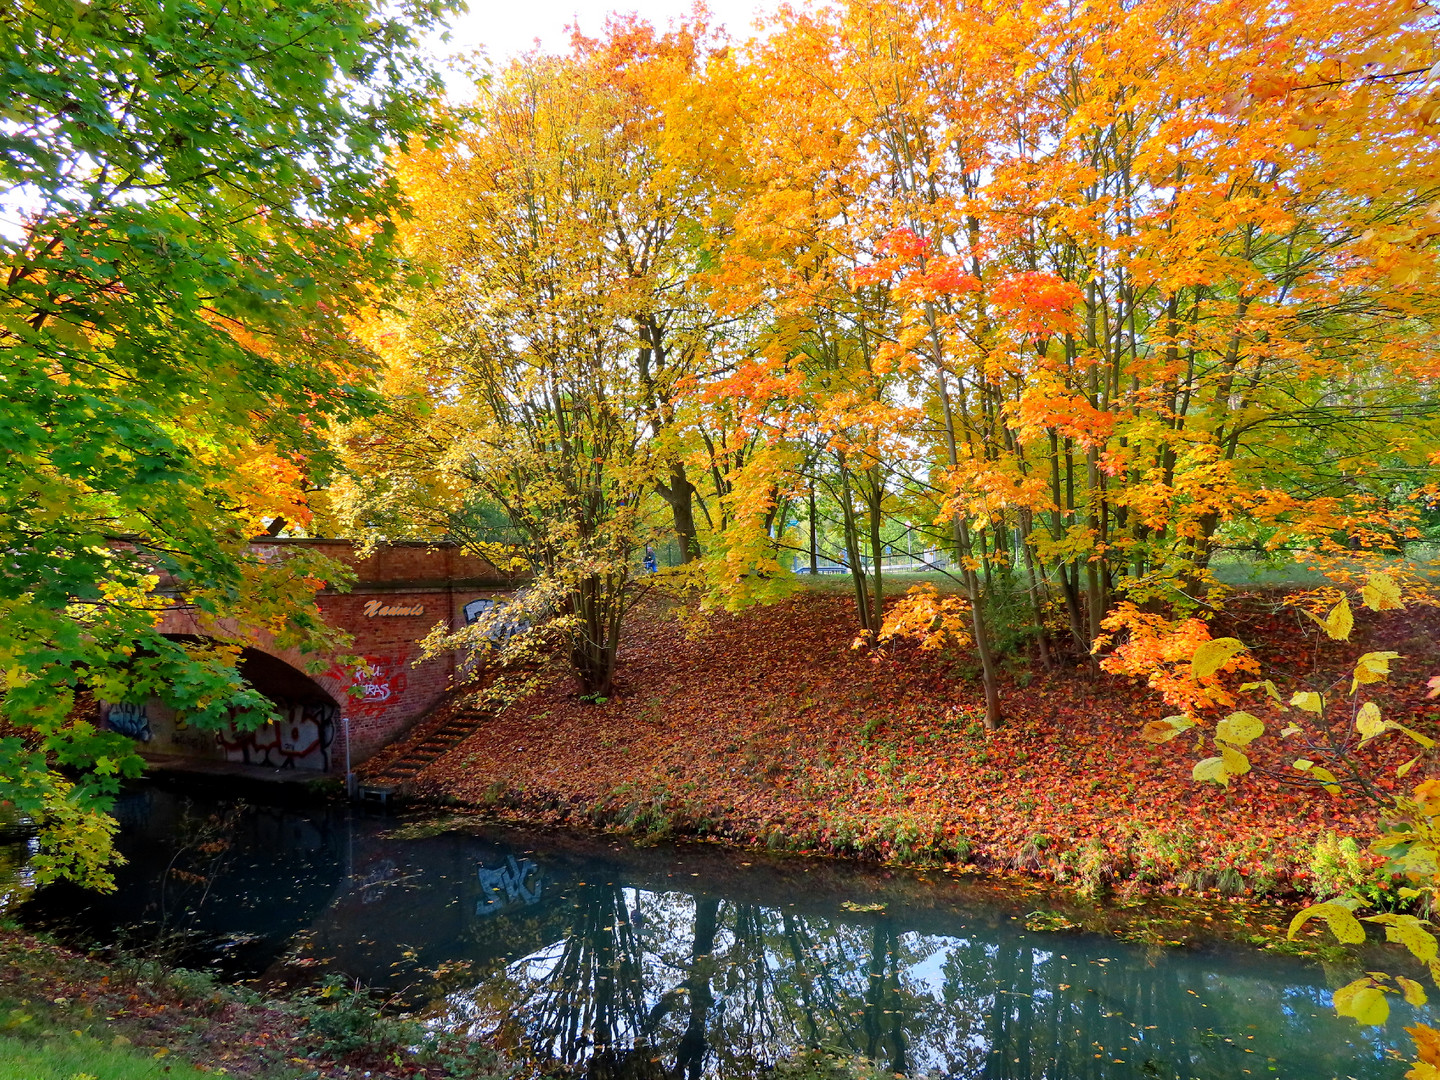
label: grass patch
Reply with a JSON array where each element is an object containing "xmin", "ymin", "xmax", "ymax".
[
  {"xmin": 0, "ymin": 931, "xmax": 509, "ymax": 1079},
  {"xmin": 0, "ymin": 1029, "xmax": 215, "ymax": 1080}
]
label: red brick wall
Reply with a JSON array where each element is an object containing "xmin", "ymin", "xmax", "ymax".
[{"xmin": 151, "ymin": 540, "xmax": 518, "ymax": 772}]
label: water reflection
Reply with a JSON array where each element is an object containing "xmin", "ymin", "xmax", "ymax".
[
  {"xmin": 20, "ymin": 786, "xmax": 1420, "ymax": 1079},
  {"xmin": 438, "ymin": 885, "xmax": 1403, "ymax": 1079},
  {"xmin": 477, "ymin": 855, "xmax": 543, "ymax": 917}
]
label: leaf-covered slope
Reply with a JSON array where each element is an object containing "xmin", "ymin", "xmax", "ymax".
[{"xmin": 388, "ymin": 593, "xmax": 1440, "ymax": 895}]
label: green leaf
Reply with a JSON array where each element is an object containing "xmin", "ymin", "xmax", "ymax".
[
  {"xmin": 1216, "ymin": 711, "xmax": 1263, "ymax": 745},
  {"xmin": 0, "ymin": 0, "xmax": 445, "ymax": 888},
  {"xmin": 1191, "ymin": 637, "xmax": 1247, "ymax": 678},
  {"xmin": 1333, "ymin": 979, "xmax": 1389, "ymax": 1026}
]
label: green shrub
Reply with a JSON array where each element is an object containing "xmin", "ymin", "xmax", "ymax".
[
  {"xmin": 296, "ymin": 975, "xmax": 419, "ymax": 1058},
  {"xmin": 1308, "ymin": 831, "xmax": 1411, "ymax": 911},
  {"xmin": 1308, "ymin": 831, "xmax": 1365, "ymax": 899}
]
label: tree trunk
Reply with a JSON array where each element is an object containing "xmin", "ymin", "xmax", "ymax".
[
  {"xmin": 655, "ymin": 461, "xmax": 701, "ymax": 563},
  {"xmin": 1019, "ymin": 508, "xmax": 1053, "ymax": 670},
  {"xmin": 839, "ymin": 461, "xmax": 874, "ymax": 635},
  {"xmin": 932, "ymin": 371, "xmax": 1003, "ymax": 729},
  {"xmin": 808, "ymin": 479, "xmax": 818, "ymax": 574},
  {"xmin": 956, "ymin": 517, "xmax": 1003, "ymax": 730},
  {"xmin": 676, "ymin": 897, "xmax": 719, "ymax": 1080},
  {"xmin": 571, "ymin": 575, "xmax": 620, "ymax": 696},
  {"xmin": 867, "ymin": 465, "xmax": 885, "ymax": 634}
]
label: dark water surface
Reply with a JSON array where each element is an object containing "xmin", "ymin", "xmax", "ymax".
[{"xmin": 16, "ymin": 784, "xmax": 1427, "ymax": 1079}]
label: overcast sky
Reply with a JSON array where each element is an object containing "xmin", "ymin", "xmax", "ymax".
[{"xmin": 433, "ymin": 0, "xmax": 789, "ymax": 74}]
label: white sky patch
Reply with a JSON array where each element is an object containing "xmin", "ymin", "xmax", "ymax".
[{"xmin": 427, "ymin": 0, "xmax": 791, "ymax": 98}]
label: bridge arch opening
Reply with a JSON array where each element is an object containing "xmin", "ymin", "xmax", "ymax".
[{"xmin": 100, "ymin": 639, "xmax": 344, "ymax": 773}]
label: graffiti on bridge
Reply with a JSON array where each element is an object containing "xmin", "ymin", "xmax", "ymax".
[
  {"xmin": 325, "ymin": 654, "xmax": 408, "ymax": 714},
  {"xmin": 476, "ymin": 854, "xmax": 542, "ymax": 917},
  {"xmin": 102, "ymin": 701, "xmax": 151, "ymax": 742},
  {"xmin": 462, "ymin": 596, "xmax": 531, "ymax": 644},
  {"xmin": 356, "ymin": 858, "xmax": 405, "ymax": 904},
  {"xmin": 217, "ymin": 701, "xmax": 337, "ymax": 770}
]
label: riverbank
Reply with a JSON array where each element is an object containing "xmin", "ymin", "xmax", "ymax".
[
  {"xmin": 366, "ymin": 589, "xmax": 1440, "ymax": 899},
  {"xmin": 0, "ymin": 828, "xmax": 1385, "ymax": 1080},
  {"xmin": 0, "ymin": 929, "xmax": 503, "ymax": 1079}
]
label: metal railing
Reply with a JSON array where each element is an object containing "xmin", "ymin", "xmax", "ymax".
[{"xmin": 793, "ymin": 552, "xmax": 951, "ymax": 574}]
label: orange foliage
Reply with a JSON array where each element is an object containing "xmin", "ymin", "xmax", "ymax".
[
  {"xmin": 874, "ymin": 584, "xmax": 973, "ymax": 652},
  {"xmin": 1097, "ymin": 602, "xmax": 1259, "ymax": 716}
]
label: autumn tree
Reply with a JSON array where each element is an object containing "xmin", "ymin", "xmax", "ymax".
[
  {"xmin": 338, "ymin": 20, "xmax": 725, "ymax": 695},
  {"xmin": 0, "ymin": 0, "xmax": 449, "ymax": 884},
  {"xmin": 701, "ymin": 0, "xmax": 1013, "ymax": 722},
  {"xmin": 707, "ymin": 0, "xmax": 1440, "ymax": 731}
]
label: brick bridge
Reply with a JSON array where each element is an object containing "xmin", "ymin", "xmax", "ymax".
[{"xmin": 102, "ymin": 539, "xmax": 513, "ymax": 777}]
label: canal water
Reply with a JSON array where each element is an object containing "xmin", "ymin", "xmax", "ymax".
[{"xmin": 13, "ymin": 784, "xmax": 1428, "ymax": 1079}]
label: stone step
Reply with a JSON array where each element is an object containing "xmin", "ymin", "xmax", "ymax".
[{"xmin": 356, "ymin": 703, "xmax": 494, "ymax": 791}]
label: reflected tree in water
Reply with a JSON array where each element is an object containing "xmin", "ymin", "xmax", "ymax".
[{"xmin": 436, "ymin": 882, "xmax": 1416, "ymax": 1080}]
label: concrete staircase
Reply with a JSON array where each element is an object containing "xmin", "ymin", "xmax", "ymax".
[{"xmin": 357, "ymin": 701, "xmax": 490, "ymax": 802}]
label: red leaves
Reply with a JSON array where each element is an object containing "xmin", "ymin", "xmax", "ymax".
[
  {"xmin": 910, "ymin": 256, "xmax": 982, "ymax": 297},
  {"xmin": 880, "ymin": 227, "xmax": 931, "ymax": 262},
  {"xmin": 387, "ymin": 590, "xmax": 1440, "ymax": 896},
  {"xmin": 989, "ymin": 270, "xmax": 1082, "ymax": 338}
]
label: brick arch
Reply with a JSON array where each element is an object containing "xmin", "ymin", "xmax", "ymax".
[
  {"xmin": 137, "ymin": 539, "xmax": 516, "ymax": 771},
  {"xmin": 155, "ymin": 610, "xmax": 354, "ymax": 710}
]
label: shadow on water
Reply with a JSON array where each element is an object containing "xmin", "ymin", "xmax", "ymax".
[{"xmin": 16, "ymin": 783, "xmax": 1427, "ymax": 1079}]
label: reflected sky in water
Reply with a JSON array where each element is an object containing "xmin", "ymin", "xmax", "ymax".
[{"xmin": 21, "ymin": 785, "xmax": 1425, "ymax": 1080}]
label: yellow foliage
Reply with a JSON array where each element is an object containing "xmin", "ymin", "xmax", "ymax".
[{"xmin": 876, "ymin": 585, "xmax": 973, "ymax": 652}]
